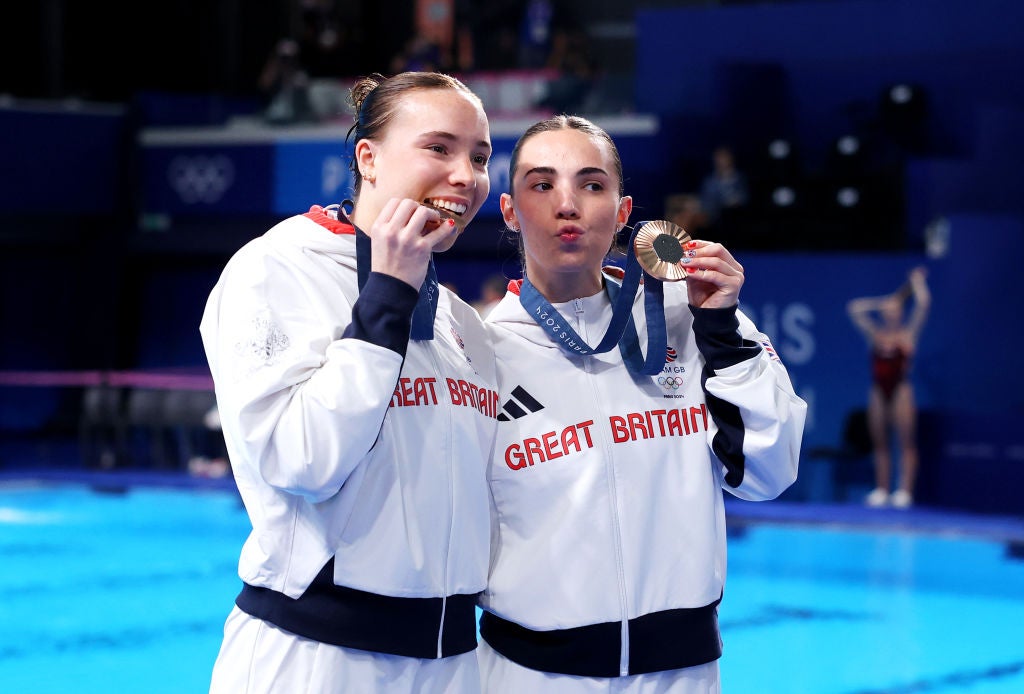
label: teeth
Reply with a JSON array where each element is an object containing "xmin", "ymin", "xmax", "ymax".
[{"xmin": 424, "ymin": 198, "xmax": 467, "ymax": 216}]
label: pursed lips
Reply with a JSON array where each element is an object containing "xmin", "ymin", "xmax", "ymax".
[{"xmin": 558, "ymin": 224, "xmax": 584, "ymax": 241}]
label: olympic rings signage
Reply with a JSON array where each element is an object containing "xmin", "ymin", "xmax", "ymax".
[
  {"xmin": 657, "ymin": 376, "xmax": 683, "ymax": 390},
  {"xmin": 168, "ymin": 155, "xmax": 235, "ymax": 204}
]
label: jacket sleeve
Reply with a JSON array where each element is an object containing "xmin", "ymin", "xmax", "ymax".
[
  {"xmin": 690, "ymin": 305, "xmax": 807, "ymax": 500},
  {"xmin": 200, "ymin": 245, "xmax": 418, "ymax": 503}
]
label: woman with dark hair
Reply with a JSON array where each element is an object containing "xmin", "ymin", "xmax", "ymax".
[
  {"xmin": 847, "ymin": 266, "xmax": 931, "ymax": 508},
  {"xmin": 476, "ymin": 115, "xmax": 806, "ymax": 692},
  {"xmin": 201, "ymin": 72, "xmax": 498, "ymax": 693}
]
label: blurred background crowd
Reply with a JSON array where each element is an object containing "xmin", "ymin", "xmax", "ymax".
[{"xmin": 1, "ymin": 0, "xmax": 1021, "ymax": 515}]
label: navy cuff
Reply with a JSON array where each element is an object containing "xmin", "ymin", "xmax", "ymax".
[
  {"xmin": 689, "ymin": 305, "xmax": 761, "ymax": 370},
  {"xmin": 343, "ymin": 272, "xmax": 419, "ymax": 356}
]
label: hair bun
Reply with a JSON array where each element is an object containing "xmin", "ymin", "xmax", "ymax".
[{"xmin": 350, "ymin": 73, "xmax": 387, "ymax": 114}]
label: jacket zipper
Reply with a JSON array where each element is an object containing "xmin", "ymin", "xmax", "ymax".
[
  {"xmin": 427, "ymin": 342, "xmax": 454, "ymax": 658},
  {"xmin": 575, "ymin": 298, "xmax": 631, "ymax": 676}
]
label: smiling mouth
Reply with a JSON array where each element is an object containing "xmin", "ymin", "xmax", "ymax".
[{"xmin": 423, "ymin": 198, "xmax": 468, "ymax": 218}]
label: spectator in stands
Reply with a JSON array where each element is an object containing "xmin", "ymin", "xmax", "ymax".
[
  {"xmin": 699, "ymin": 145, "xmax": 749, "ymax": 228},
  {"xmin": 535, "ymin": 26, "xmax": 596, "ymax": 114},
  {"xmin": 295, "ymin": 0, "xmax": 358, "ymax": 79},
  {"xmin": 477, "ymin": 114, "xmax": 805, "ymax": 692},
  {"xmin": 389, "ymin": 33, "xmax": 444, "ymax": 74},
  {"xmin": 201, "ymin": 72, "xmax": 498, "ymax": 693},
  {"xmin": 847, "ymin": 266, "xmax": 931, "ymax": 508},
  {"xmin": 464, "ymin": 0, "xmax": 523, "ymax": 71},
  {"xmin": 518, "ymin": 0, "xmax": 567, "ymax": 69},
  {"xmin": 258, "ymin": 38, "xmax": 315, "ymax": 124},
  {"xmin": 664, "ymin": 192, "xmax": 708, "ymax": 235}
]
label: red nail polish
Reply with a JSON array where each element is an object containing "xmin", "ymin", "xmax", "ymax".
[
  {"xmin": 685, "ymin": 241, "xmax": 697, "ymax": 249},
  {"xmin": 685, "ymin": 266, "xmax": 696, "ymax": 274}
]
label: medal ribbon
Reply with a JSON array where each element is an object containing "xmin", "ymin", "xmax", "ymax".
[{"xmin": 518, "ymin": 221, "xmax": 667, "ymax": 375}]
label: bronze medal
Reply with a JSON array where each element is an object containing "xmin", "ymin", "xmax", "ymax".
[{"xmin": 633, "ymin": 220, "xmax": 692, "ymax": 281}]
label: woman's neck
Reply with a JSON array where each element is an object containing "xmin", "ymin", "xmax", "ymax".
[
  {"xmin": 527, "ymin": 270, "xmax": 604, "ymax": 304},
  {"xmin": 348, "ymin": 201, "xmax": 378, "ymax": 233}
]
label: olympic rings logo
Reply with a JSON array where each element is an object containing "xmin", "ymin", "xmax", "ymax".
[
  {"xmin": 657, "ymin": 376, "xmax": 683, "ymax": 389},
  {"xmin": 168, "ymin": 154, "xmax": 235, "ymax": 204}
]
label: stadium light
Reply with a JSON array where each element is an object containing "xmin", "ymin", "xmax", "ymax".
[
  {"xmin": 836, "ymin": 135, "xmax": 860, "ymax": 156},
  {"xmin": 836, "ymin": 186, "xmax": 860, "ymax": 208},
  {"xmin": 772, "ymin": 186, "xmax": 796, "ymax": 207},
  {"xmin": 768, "ymin": 139, "xmax": 791, "ymax": 160}
]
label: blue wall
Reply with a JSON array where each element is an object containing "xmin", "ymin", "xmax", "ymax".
[
  {"xmin": 636, "ymin": 0, "xmax": 1024, "ymax": 160},
  {"xmin": 740, "ymin": 214, "xmax": 1022, "ymax": 440},
  {"xmin": 0, "ymin": 104, "xmax": 127, "ymax": 214},
  {"xmin": 636, "ymin": 0, "xmax": 1024, "ymax": 250},
  {"xmin": 733, "ymin": 213, "xmax": 1022, "ymax": 511}
]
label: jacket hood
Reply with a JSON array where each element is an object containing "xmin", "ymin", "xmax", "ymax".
[
  {"xmin": 262, "ymin": 206, "xmax": 359, "ymax": 272},
  {"xmin": 485, "ymin": 285, "xmax": 553, "ymax": 349}
]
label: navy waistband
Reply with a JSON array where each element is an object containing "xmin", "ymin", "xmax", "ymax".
[
  {"xmin": 480, "ymin": 600, "xmax": 722, "ymax": 677},
  {"xmin": 236, "ymin": 558, "xmax": 479, "ymax": 659}
]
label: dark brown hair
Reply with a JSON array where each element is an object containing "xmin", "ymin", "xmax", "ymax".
[
  {"xmin": 507, "ymin": 115, "xmax": 624, "ymax": 197},
  {"xmin": 347, "ymin": 71, "xmax": 481, "ymax": 196}
]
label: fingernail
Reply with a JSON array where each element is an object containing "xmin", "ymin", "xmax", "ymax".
[
  {"xmin": 685, "ymin": 241, "xmax": 697, "ymax": 249},
  {"xmin": 682, "ymin": 257, "xmax": 692, "ymax": 264},
  {"xmin": 685, "ymin": 267, "xmax": 696, "ymax": 274},
  {"xmin": 685, "ymin": 249, "xmax": 697, "ymax": 258}
]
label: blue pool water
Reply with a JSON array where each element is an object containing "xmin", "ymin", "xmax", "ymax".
[
  {"xmin": 721, "ymin": 523, "xmax": 1024, "ymax": 693},
  {"xmin": 0, "ymin": 483, "xmax": 249, "ymax": 694},
  {"xmin": 1, "ymin": 482, "xmax": 1022, "ymax": 693}
]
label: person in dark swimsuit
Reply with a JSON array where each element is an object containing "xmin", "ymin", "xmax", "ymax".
[{"xmin": 848, "ymin": 267, "xmax": 930, "ymax": 508}]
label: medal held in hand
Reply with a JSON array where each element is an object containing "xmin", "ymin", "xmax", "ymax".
[{"xmin": 633, "ymin": 220, "xmax": 691, "ymax": 282}]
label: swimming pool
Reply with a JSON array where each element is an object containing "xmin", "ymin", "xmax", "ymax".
[
  {"xmin": 1, "ymin": 482, "xmax": 1022, "ymax": 693},
  {"xmin": 0, "ymin": 482, "xmax": 248, "ymax": 694},
  {"xmin": 721, "ymin": 522, "xmax": 1024, "ymax": 693}
]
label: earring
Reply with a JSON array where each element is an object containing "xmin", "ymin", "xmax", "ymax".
[
  {"xmin": 363, "ymin": 172, "xmax": 375, "ymax": 184},
  {"xmin": 507, "ymin": 223, "xmax": 520, "ymax": 232}
]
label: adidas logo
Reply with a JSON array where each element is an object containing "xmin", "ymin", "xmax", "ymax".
[{"xmin": 497, "ymin": 386, "xmax": 545, "ymax": 421}]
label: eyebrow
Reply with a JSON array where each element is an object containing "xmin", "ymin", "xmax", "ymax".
[
  {"xmin": 420, "ymin": 130, "xmax": 492, "ymax": 153},
  {"xmin": 521, "ymin": 166, "xmax": 609, "ymax": 178}
]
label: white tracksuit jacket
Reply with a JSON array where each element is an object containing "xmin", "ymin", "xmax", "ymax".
[
  {"xmin": 478, "ymin": 272, "xmax": 806, "ymax": 683},
  {"xmin": 199, "ymin": 208, "xmax": 498, "ymax": 665}
]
